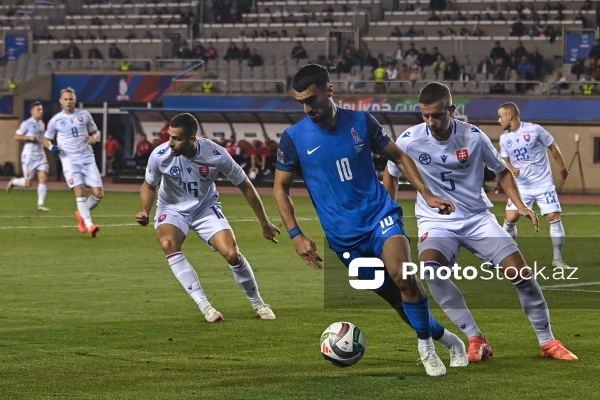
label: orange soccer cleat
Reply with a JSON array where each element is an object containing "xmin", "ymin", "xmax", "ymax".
[
  {"xmin": 75, "ymin": 211, "xmax": 86, "ymax": 233},
  {"xmin": 541, "ymin": 339, "xmax": 578, "ymax": 360},
  {"xmin": 89, "ymin": 224, "xmax": 100, "ymax": 238},
  {"xmin": 467, "ymin": 336, "xmax": 494, "ymax": 362}
]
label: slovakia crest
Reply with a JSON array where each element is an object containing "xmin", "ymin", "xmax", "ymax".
[
  {"xmin": 351, "ymin": 127, "xmax": 364, "ymax": 152},
  {"xmin": 158, "ymin": 214, "xmax": 167, "ymax": 222},
  {"xmin": 77, "ymin": 116, "xmax": 84, "ymax": 122},
  {"xmin": 523, "ymin": 134, "xmax": 531, "ymax": 141},
  {"xmin": 456, "ymin": 149, "xmax": 469, "ymax": 164},
  {"xmin": 199, "ymin": 166, "xmax": 210, "ymax": 177}
]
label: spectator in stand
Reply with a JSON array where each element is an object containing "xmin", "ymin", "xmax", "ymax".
[
  {"xmin": 446, "ymin": 56, "xmax": 459, "ymax": 73},
  {"xmin": 443, "ymin": 63, "xmax": 459, "ymax": 80},
  {"xmin": 88, "ymin": 44, "xmax": 103, "ymax": 60},
  {"xmin": 159, "ymin": 117, "xmax": 170, "ymax": 144},
  {"xmin": 590, "ymin": 59, "xmax": 600, "ymax": 81},
  {"xmin": 510, "ymin": 16, "xmax": 527, "ymax": 37},
  {"xmin": 579, "ymin": 71, "xmax": 597, "ymax": 95},
  {"xmin": 458, "ymin": 66, "xmax": 471, "ymax": 82},
  {"xmin": 404, "ymin": 25, "xmax": 420, "ymax": 37},
  {"xmin": 108, "ymin": 43, "xmax": 124, "ymax": 59},
  {"xmin": 390, "ymin": 27, "xmax": 402, "ymax": 37},
  {"xmin": 428, "ymin": 10, "xmax": 441, "ymax": 22},
  {"xmin": 67, "ymin": 41, "xmax": 82, "ymax": 59},
  {"xmin": 125, "ymin": 30, "xmax": 137, "ymax": 40},
  {"xmin": 390, "ymin": 42, "xmax": 404, "ymax": 65},
  {"xmin": 516, "ymin": 56, "xmax": 535, "ymax": 93},
  {"xmin": 386, "ymin": 62, "xmax": 398, "ymax": 81},
  {"xmin": 189, "ymin": 16, "xmax": 200, "ymax": 39},
  {"xmin": 374, "ymin": 60, "xmax": 387, "ymax": 94},
  {"xmin": 398, "ymin": 63, "xmax": 411, "ymax": 80},
  {"xmin": 224, "ymin": 42, "xmax": 241, "ymax": 61},
  {"xmin": 192, "ymin": 41, "xmax": 205, "ymax": 60},
  {"xmin": 104, "ymin": 134, "xmax": 120, "ymax": 176},
  {"xmin": 295, "ymin": 28, "xmax": 307, "ymax": 39},
  {"xmin": 177, "ymin": 42, "xmax": 193, "ymax": 59},
  {"xmin": 514, "ymin": 41, "xmax": 529, "ymax": 63},
  {"xmin": 135, "ymin": 133, "xmax": 153, "ymax": 169},
  {"xmin": 589, "ymin": 39, "xmax": 600, "ymax": 60},
  {"xmin": 432, "ymin": 54, "xmax": 446, "ymax": 77},
  {"xmin": 291, "ymin": 41, "xmax": 308, "ymax": 60},
  {"xmin": 409, "ymin": 65, "xmax": 422, "ymax": 86},
  {"xmin": 417, "ymin": 47, "xmax": 432, "ymax": 68},
  {"xmin": 204, "ymin": 42, "xmax": 218, "ymax": 60},
  {"xmin": 239, "ymin": 42, "xmax": 251, "ymax": 60},
  {"xmin": 247, "ymin": 48, "xmax": 264, "ymax": 67},
  {"xmin": 529, "ymin": 46, "xmax": 544, "ymax": 79},
  {"xmin": 490, "ymin": 41, "xmax": 507, "ymax": 65},
  {"xmin": 477, "ymin": 55, "xmax": 494, "ymax": 77},
  {"xmin": 358, "ymin": 43, "xmax": 377, "ymax": 69},
  {"xmin": 548, "ymin": 71, "xmax": 569, "ymax": 92}
]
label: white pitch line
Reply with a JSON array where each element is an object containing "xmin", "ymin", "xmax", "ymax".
[
  {"xmin": 540, "ymin": 281, "xmax": 600, "ymax": 289},
  {"xmin": 0, "ymin": 223, "xmax": 139, "ymax": 230}
]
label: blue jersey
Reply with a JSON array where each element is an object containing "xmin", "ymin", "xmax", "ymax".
[{"xmin": 276, "ymin": 108, "xmax": 402, "ymax": 252}]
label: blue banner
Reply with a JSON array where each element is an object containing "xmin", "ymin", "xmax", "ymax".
[
  {"xmin": 565, "ymin": 31, "xmax": 596, "ymax": 63},
  {"xmin": 0, "ymin": 94, "xmax": 14, "ymax": 115},
  {"xmin": 4, "ymin": 34, "xmax": 28, "ymax": 61}
]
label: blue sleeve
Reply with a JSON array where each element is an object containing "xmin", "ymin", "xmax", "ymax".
[
  {"xmin": 364, "ymin": 112, "xmax": 391, "ymax": 152},
  {"xmin": 275, "ymin": 130, "xmax": 299, "ymax": 172}
]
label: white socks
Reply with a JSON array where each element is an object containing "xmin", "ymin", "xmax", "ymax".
[
  {"xmin": 423, "ymin": 262, "xmax": 484, "ymax": 339},
  {"xmin": 230, "ymin": 255, "xmax": 263, "ymax": 306},
  {"xmin": 37, "ymin": 183, "xmax": 47, "ymax": 206},
  {"xmin": 503, "ymin": 221, "xmax": 518, "ymax": 239},
  {"xmin": 86, "ymin": 195, "xmax": 102, "ymax": 211},
  {"xmin": 167, "ymin": 252, "xmax": 210, "ymax": 312},
  {"xmin": 549, "ymin": 219, "xmax": 565, "ymax": 260},
  {"xmin": 513, "ymin": 274, "xmax": 554, "ymax": 346},
  {"xmin": 76, "ymin": 196, "xmax": 94, "ymax": 229},
  {"xmin": 12, "ymin": 177, "xmax": 26, "ymax": 187}
]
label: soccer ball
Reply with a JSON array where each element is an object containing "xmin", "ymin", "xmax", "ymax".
[{"xmin": 320, "ymin": 321, "xmax": 366, "ymax": 367}]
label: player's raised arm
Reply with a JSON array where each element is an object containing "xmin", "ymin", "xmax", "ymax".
[
  {"xmin": 377, "ymin": 141, "xmax": 455, "ymax": 215},
  {"xmin": 496, "ymin": 168, "xmax": 539, "ymax": 232},
  {"xmin": 273, "ymin": 169, "xmax": 323, "ymax": 269},
  {"xmin": 236, "ymin": 176, "xmax": 280, "ymax": 243}
]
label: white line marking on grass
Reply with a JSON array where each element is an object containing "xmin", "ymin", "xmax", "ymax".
[
  {"xmin": 541, "ymin": 281, "xmax": 600, "ymax": 289},
  {"xmin": 0, "ymin": 223, "xmax": 139, "ymax": 230}
]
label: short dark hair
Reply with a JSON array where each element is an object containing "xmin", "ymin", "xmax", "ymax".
[
  {"xmin": 170, "ymin": 113, "xmax": 199, "ymax": 138},
  {"xmin": 292, "ymin": 64, "xmax": 330, "ymax": 92},
  {"xmin": 30, "ymin": 101, "xmax": 42, "ymax": 110},
  {"xmin": 418, "ymin": 82, "xmax": 452, "ymax": 107}
]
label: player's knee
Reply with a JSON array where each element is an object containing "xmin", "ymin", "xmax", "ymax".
[
  {"xmin": 159, "ymin": 237, "xmax": 181, "ymax": 254},
  {"xmin": 546, "ymin": 212, "xmax": 560, "ymax": 222},
  {"xmin": 223, "ymin": 250, "xmax": 242, "ymax": 266}
]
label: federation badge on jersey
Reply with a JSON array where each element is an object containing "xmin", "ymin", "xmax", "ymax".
[
  {"xmin": 170, "ymin": 166, "xmax": 181, "ymax": 177},
  {"xmin": 420, "ymin": 231, "xmax": 429, "ymax": 243},
  {"xmin": 276, "ymin": 148, "xmax": 284, "ymax": 163},
  {"xmin": 524, "ymin": 134, "xmax": 531, "ymax": 141},
  {"xmin": 77, "ymin": 116, "xmax": 84, "ymax": 122},
  {"xmin": 158, "ymin": 214, "xmax": 167, "ymax": 222},
  {"xmin": 199, "ymin": 166, "xmax": 210, "ymax": 177},
  {"xmin": 456, "ymin": 149, "xmax": 469, "ymax": 164},
  {"xmin": 418, "ymin": 153, "xmax": 431, "ymax": 165},
  {"xmin": 351, "ymin": 127, "xmax": 364, "ymax": 152}
]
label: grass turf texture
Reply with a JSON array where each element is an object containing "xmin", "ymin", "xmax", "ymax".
[{"xmin": 0, "ymin": 190, "xmax": 598, "ymax": 399}]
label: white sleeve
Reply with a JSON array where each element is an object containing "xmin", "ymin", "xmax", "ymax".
[
  {"xmin": 144, "ymin": 150, "xmax": 162, "ymax": 186},
  {"xmin": 386, "ymin": 137, "xmax": 405, "ymax": 178},
  {"xmin": 44, "ymin": 117, "xmax": 57, "ymax": 140},
  {"xmin": 499, "ymin": 134, "xmax": 508, "ymax": 158},
  {"xmin": 218, "ymin": 147, "xmax": 247, "ymax": 186},
  {"xmin": 16, "ymin": 121, "xmax": 27, "ymax": 136},
  {"xmin": 537, "ymin": 125, "xmax": 555, "ymax": 148}
]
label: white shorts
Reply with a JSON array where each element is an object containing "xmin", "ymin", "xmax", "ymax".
[
  {"xmin": 417, "ymin": 211, "xmax": 519, "ymax": 266},
  {"xmin": 506, "ymin": 184, "xmax": 562, "ymax": 215},
  {"xmin": 154, "ymin": 203, "xmax": 231, "ymax": 248},
  {"xmin": 21, "ymin": 153, "xmax": 49, "ymax": 179},
  {"xmin": 61, "ymin": 154, "xmax": 103, "ymax": 189}
]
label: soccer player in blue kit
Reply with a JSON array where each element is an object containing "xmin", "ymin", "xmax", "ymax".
[
  {"xmin": 383, "ymin": 82, "xmax": 577, "ymax": 361},
  {"xmin": 273, "ymin": 64, "xmax": 468, "ymax": 376}
]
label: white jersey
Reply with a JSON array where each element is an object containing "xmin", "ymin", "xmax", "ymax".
[
  {"xmin": 145, "ymin": 138, "xmax": 246, "ymax": 216},
  {"xmin": 44, "ymin": 109, "xmax": 98, "ymax": 157},
  {"xmin": 388, "ymin": 119, "xmax": 506, "ymax": 221},
  {"xmin": 16, "ymin": 117, "xmax": 46, "ymax": 158},
  {"xmin": 499, "ymin": 122, "xmax": 554, "ymax": 190}
]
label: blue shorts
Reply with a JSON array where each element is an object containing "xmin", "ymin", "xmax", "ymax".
[{"xmin": 335, "ymin": 210, "xmax": 407, "ymax": 292}]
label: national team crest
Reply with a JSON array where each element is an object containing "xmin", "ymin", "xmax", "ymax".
[
  {"xmin": 276, "ymin": 148, "xmax": 284, "ymax": 163},
  {"xmin": 420, "ymin": 232, "xmax": 429, "ymax": 243},
  {"xmin": 351, "ymin": 127, "xmax": 364, "ymax": 152},
  {"xmin": 418, "ymin": 153, "xmax": 432, "ymax": 165},
  {"xmin": 456, "ymin": 149, "xmax": 469, "ymax": 164},
  {"xmin": 77, "ymin": 116, "xmax": 84, "ymax": 122},
  {"xmin": 199, "ymin": 166, "xmax": 210, "ymax": 177},
  {"xmin": 524, "ymin": 134, "xmax": 531, "ymax": 141},
  {"xmin": 158, "ymin": 214, "xmax": 167, "ymax": 222}
]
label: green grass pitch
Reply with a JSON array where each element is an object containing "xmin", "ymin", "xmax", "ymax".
[{"xmin": 0, "ymin": 189, "xmax": 598, "ymax": 399}]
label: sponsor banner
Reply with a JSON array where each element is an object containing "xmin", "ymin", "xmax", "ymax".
[{"xmin": 53, "ymin": 75, "xmax": 175, "ymax": 102}]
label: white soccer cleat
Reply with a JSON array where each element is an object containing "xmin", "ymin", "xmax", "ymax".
[
  {"xmin": 448, "ymin": 338, "xmax": 469, "ymax": 367},
  {"xmin": 418, "ymin": 350, "xmax": 447, "ymax": 376},
  {"xmin": 552, "ymin": 259, "xmax": 570, "ymax": 269},
  {"xmin": 202, "ymin": 305, "xmax": 223, "ymax": 323},
  {"xmin": 37, "ymin": 205, "xmax": 50, "ymax": 212},
  {"xmin": 5, "ymin": 178, "xmax": 16, "ymax": 193},
  {"xmin": 253, "ymin": 303, "xmax": 276, "ymax": 320}
]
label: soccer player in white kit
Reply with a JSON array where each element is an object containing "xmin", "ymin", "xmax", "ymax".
[
  {"xmin": 383, "ymin": 82, "xmax": 577, "ymax": 361},
  {"xmin": 6, "ymin": 102, "xmax": 51, "ymax": 211},
  {"xmin": 498, "ymin": 102, "xmax": 570, "ymax": 269},
  {"xmin": 135, "ymin": 113, "xmax": 280, "ymax": 322},
  {"xmin": 43, "ymin": 87, "xmax": 103, "ymax": 237}
]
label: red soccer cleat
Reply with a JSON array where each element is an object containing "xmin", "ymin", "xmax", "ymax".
[
  {"xmin": 89, "ymin": 224, "xmax": 100, "ymax": 238},
  {"xmin": 468, "ymin": 336, "xmax": 494, "ymax": 362},
  {"xmin": 75, "ymin": 211, "xmax": 86, "ymax": 233},
  {"xmin": 541, "ymin": 339, "xmax": 578, "ymax": 360}
]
